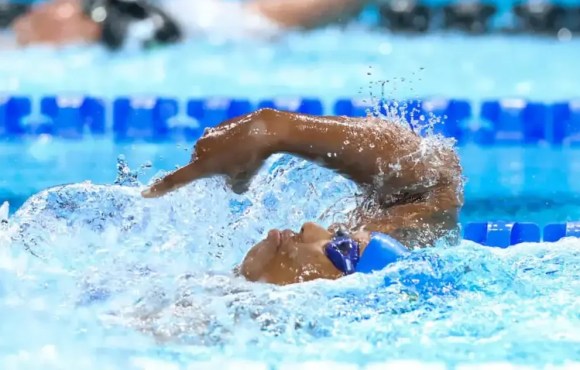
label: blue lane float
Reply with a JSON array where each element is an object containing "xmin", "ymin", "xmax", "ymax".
[
  {"xmin": 333, "ymin": 97, "xmax": 471, "ymax": 140},
  {"xmin": 113, "ymin": 97, "xmax": 179, "ymax": 141},
  {"xmin": 4, "ymin": 95, "xmax": 580, "ymax": 145},
  {"xmin": 477, "ymin": 99, "xmax": 548, "ymax": 145},
  {"xmin": 551, "ymin": 100, "xmax": 580, "ymax": 145},
  {"xmin": 462, "ymin": 221, "xmax": 580, "ymax": 246},
  {"xmin": 187, "ymin": 98, "xmax": 253, "ymax": 139},
  {"xmin": 40, "ymin": 96, "xmax": 106, "ymax": 138},
  {"xmin": 421, "ymin": 98, "xmax": 471, "ymax": 141},
  {"xmin": 334, "ymin": 98, "xmax": 384, "ymax": 117},
  {"xmin": 543, "ymin": 222, "xmax": 580, "ymax": 242},
  {"xmin": 0, "ymin": 96, "xmax": 31, "ymax": 136},
  {"xmin": 258, "ymin": 97, "xmax": 323, "ymax": 115},
  {"xmin": 463, "ymin": 221, "xmax": 541, "ymax": 248}
]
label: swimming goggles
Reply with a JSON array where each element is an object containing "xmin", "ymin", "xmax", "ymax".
[
  {"xmin": 324, "ymin": 230, "xmax": 410, "ymax": 275},
  {"xmin": 324, "ymin": 230, "xmax": 361, "ymax": 275}
]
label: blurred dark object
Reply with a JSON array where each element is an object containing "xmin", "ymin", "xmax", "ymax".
[
  {"xmin": 378, "ymin": 0, "xmax": 431, "ymax": 33},
  {"xmin": 568, "ymin": 7, "xmax": 580, "ymax": 33},
  {"xmin": 443, "ymin": 1, "xmax": 497, "ymax": 34},
  {"xmin": 513, "ymin": 1, "xmax": 565, "ymax": 33},
  {"xmin": 0, "ymin": 2, "xmax": 30, "ymax": 29},
  {"xmin": 83, "ymin": 0, "xmax": 182, "ymax": 50}
]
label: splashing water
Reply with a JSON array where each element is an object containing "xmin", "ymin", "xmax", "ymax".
[
  {"xmin": 114, "ymin": 155, "xmax": 153, "ymax": 187},
  {"xmin": 0, "ymin": 138, "xmax": 579, "ymax": 368}
]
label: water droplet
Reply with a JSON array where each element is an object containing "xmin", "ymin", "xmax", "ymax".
[
  {"xmin": 115, "ymin": 156, "xmax": 140, "ymax": 187},
  {"xmin": 558, "ymin": 28, "xmax": 572, "ymax": 42}
]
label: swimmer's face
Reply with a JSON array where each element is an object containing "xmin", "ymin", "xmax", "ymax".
[{"xmin": 239, "ymin": 222, "xmax": 343, "ymax": 285}]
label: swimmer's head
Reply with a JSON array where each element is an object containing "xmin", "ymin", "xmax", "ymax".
[
  {"xmin": 13, "ymin": 0, "xmax": 182, "ymax": 50},
  {"xmin": 238, "ymin": 223, "xmax": 370, "ymax": 285}
]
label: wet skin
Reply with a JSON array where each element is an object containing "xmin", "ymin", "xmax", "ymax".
[
  {"xmin": 238, "ymin": 222, "xmax": 373, "ymax": 285},
  {"xmin": 141, "ymin": 108, "xmax": 464, "ymax": 285}
]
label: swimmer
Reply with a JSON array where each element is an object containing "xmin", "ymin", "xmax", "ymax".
[
  {"xmin": 141, "ymin": 108, "xmax": 464, "ymax": 286},
  {"xmin": 11, "ymin": 0, "xmax": 373, "ymax": 49}
]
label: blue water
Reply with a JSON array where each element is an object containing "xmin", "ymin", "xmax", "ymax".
[
  {"xmin": 3, "ymin": 141, "xmax": 580, "ymax": 223},
  {"xmin": 1, "ymin": 33, "xmax": 580, "ymax": 101},
  {"xmin": 1, "ymin": 152, "xmax": 579, "ymax": 369},
  {"xmin": 1, "ymin": 30, "xmax": 580, "ymax": 368}
]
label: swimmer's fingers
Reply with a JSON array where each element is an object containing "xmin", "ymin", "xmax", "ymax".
[{"xmin": 141, "ymin": 162, "xmax": 203, "ymax": 198}]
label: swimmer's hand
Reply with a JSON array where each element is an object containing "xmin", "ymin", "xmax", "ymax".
[
  {"xmin": 141, "ymin": 161, "xmax": 204, "ymax": 198},
  {"xmin": 141, "ymin": 158, "xmax": 264, "ymax": 198},
  {"xmin": 141, "ymin": 111, "xmax": 273, "ymax": 198}
]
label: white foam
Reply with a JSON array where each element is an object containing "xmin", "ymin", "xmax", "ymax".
[
  {"xmin": 0, "ymin": 201, "xmax": 8, "ymax": 222},
  {"xmin": 184, "ymin": 360, "xmax": 269, "ymax": 370},
  {"xmin": 279, "ymin": 362, "xmax": 359, "ymax": 370}
]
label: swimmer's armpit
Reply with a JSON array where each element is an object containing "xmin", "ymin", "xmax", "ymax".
[{"xmin": 352, "ymin": 185, "xmax": 463, "ymax": 248}]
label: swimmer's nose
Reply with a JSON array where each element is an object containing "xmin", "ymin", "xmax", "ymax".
[
  {"xmin": 299, "ymin": 222, "xmax": 332, "ymax": 242},
  {"xmin": 281, "ymin": 229, "xmax": 295, "ymax": 243}
]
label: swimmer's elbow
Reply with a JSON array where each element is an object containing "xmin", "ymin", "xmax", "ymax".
[
  {"xmin": 440, "ymin": 148, "xmax": 464, "ymax": 188},
  {"xmin": 252, "ymin": 107, "xmax": 280, "ymax": 121}
]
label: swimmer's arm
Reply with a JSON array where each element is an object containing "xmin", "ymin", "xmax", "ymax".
[
  {"xmin": 351, "ymin": 185, "xmax": 463, "ymax": 248},
  {"xmin": 247, "ymin": 0, "xmax": 370, "ymax": 28},
  {"xmin": 141, "ymin": 108, "xmax": 422, "ymax": 197},
  {"xmin": 142, "ymin": 108, "xmax": 462, "ymax": 246},
  {"xmin": 267, "ymin": 109, "xmax": 462, "ymax": 246}
]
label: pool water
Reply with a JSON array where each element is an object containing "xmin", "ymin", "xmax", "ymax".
[
  {"xmin": 1, "ymin": 153, "xmax": 579, "ymax": 369},
  {"xmin": 3, "ymin": 141, "xmax": 580, "ymax": 224},
  {"xmin": 1, "ymin": 32, "xmax": 580, "ymax": 101},
  {"xmin": 1, "ymin": 25, "xmax": 580, "ymax": 369}
]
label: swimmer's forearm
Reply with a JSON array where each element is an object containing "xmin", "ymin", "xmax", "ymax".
[{"xmin": 259, "ymin": 109, "xmax": 414, "ymax": 187}]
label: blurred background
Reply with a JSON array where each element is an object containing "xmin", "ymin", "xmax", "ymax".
[{"xmin": 1, "ymin": 0, "xmax": 580, "ymax": 224}]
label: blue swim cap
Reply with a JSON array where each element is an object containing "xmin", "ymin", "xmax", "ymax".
[
  {"xmin": 324, "ymin": 232, "xmax": 409, "ymax": 275},
  {"xmin": 324, "ymin": 231, "xmax": 360, "ymax": 275},
  {"xmin": 356, "ymin": 232, "xmax": 410, "ymax": 274}
]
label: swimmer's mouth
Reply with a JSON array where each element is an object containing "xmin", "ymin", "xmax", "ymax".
[
  {"xmin": 267, "ymin": 229, "xmax": 281, "ymax": 248},
  {"xmin": 266, "ymin": 228, "xmax": 296, "ymax": 249}
]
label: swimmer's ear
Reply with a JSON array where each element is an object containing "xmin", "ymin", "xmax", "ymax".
[{"xmin": 141, "ymin": 162, "xmax": 202, "ymax": 198}]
